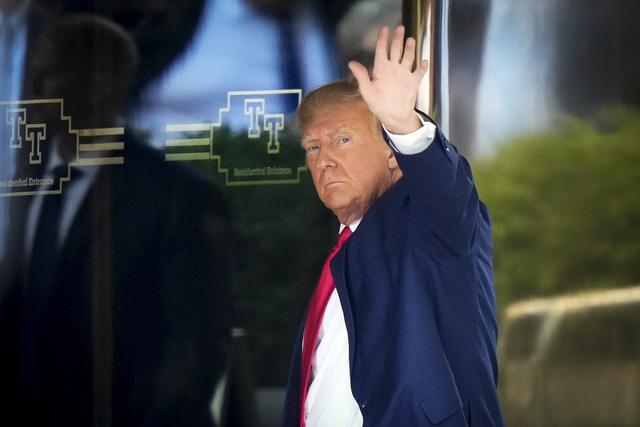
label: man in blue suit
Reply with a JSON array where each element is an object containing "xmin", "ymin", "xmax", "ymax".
[{"xmin": 282, "ymin": 25, "xmax": 504, "ymax": 426}]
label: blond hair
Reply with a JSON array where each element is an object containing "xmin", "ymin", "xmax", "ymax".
[{"xmin": 298, "ymin": 79, "xmax": 377, "ymax": 130}]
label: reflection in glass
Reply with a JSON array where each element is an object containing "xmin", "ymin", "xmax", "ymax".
[
  {"xmin": 1, "ymin": 13, "xmax": 232, "ymax": 426},
  {"xmin": 469, "ymin": 0, "xmax": 640, "ymax": 425},
  {"xmin": 2, "ymin": 0, "xmax": 637, "ymax": 425},
  {"xmin": 130, "ymin": 0, "xmax": 340, "ymax": 144}
]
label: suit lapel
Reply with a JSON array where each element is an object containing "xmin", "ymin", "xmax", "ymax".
[
  {"xmin": 330, "ymin": 247, "xmax": 356, "ymax": 370},
  {"xmin": 58, "ymin": 184, "xmax": 92, "ymax": 269},
  {"xmin": 59, "ymin": 165, "xmax": 128, "ymax": 269}
]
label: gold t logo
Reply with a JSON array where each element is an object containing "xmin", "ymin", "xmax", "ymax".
[
  {"xmin": 264, "ymin": 114, "xmax": 283, "ymax": 154},
  {"xmin": 6, "ymin": 108, "xmax": 26, "ymax": 148},
  {"xmin": 244, "ymin": 99, "xmax": 265, "ymax": 138},
  {"xmin": 25, "ymin": 124, "xmax": 46, "ymax": 164}
]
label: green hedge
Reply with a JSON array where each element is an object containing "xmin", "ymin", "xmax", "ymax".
[{"xmin": 474, "ymin": 107, "xmax": 640, "ymax": 309}]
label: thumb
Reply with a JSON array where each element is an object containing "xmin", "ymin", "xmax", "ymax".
[{"xmin": 348, "ymin": 60, "xmax": 372, "ymax": 95}]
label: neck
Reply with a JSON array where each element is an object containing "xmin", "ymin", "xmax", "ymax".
[{"xmin": 336, "ymin": 211, "xmax": 362, "ymax": 227}]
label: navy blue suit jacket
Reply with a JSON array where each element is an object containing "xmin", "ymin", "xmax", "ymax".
[{"xmin": 283, "ymin": 125, "xmax": 504, "ymax": 426}]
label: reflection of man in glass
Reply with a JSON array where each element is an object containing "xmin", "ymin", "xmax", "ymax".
[
  {"xmin": 129, "ymin": 0, "xmax": 344, "ymax": 142},
  {"xmin": 282, "ymin": 26, "xmax": 503, "ymax": 426},
  {"xmin": 0, "ymin": 14, "xmax": 232, "ymax": 426}
]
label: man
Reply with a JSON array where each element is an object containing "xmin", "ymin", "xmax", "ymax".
[{"xmin": 282, "ymin": 25, "xmax": 504, "ymax": 426}]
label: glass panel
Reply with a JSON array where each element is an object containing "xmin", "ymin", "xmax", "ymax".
[
  {"xmin": 427, "ymin": 0, "xmax": 640, "ymax": 425},
  {"xmin": 8, "ymin": 0, "xmax": 637, "ymax": 425},
  {"xmin": 0, "ymin": 0, "xmax": 402, "ymax": 426}
]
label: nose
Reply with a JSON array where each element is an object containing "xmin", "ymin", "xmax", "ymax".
[{"xmin": 316, "ymin": 147, "xmax": 336, "ymax": 170}]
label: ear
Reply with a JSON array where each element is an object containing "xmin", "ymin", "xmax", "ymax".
[{"xmin": 386, "ymin": 146, "xmax": 399, "ymax": 171}]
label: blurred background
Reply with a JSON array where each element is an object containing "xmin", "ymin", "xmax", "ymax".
[{"xmin": 0, "ymin": 0, "xmax": 638, "ymax": 426}]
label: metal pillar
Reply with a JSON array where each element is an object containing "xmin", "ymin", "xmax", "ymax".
[{"xmin": 403, "ymin": 0, "xmax": 449, "ymax": 134}]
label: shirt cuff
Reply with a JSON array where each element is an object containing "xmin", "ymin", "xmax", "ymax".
[{"xmin": 382, "ymin": 113, "xmax": 437, "ymax": 155}]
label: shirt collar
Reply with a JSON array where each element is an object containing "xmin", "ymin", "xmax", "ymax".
[
  {"xmin": 339, "ymin": 218, "xmax": 362, "ymax": 234},
  {"xmin": 44, "ymin": 136, "xmax": 99, "ymax": 181}
]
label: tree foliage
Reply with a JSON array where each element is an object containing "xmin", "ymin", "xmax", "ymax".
[{"xmin": 474, "ymin": 107, "xmax": 640, "ymax": 309}]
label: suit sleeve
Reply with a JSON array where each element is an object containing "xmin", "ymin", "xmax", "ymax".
[{"xmin": 385, "ymin": 116, "xmax": 481, "ymax": 257}]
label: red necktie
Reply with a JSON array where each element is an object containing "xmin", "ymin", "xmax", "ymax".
[{"xmin": 299, "ymin": 226, "xmax": 352, "ymax": 426}]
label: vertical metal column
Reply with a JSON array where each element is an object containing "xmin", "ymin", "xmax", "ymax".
[{"xmin": 403, "ymin": 0, "xmax": 449, "ymax": 133}]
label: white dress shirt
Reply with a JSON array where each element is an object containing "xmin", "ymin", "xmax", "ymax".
[{"xmin": 303, "ymin": 116, "xmax": 437, "ymax": 426}]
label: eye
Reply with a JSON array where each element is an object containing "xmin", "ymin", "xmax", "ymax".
[
  {"xmin": 305, "ymin": 144, "xmax": 319, "ymax": 153},
  {"xmin": 337, "ymin": 136, "xmax": 352, "ymax": 145}
]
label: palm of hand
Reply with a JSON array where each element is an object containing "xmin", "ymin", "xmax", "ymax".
[{"xmin": 348, "ymin": 25, "xmax": 429, "ymax": 135}]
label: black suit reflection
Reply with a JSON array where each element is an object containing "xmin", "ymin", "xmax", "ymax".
[{"xmin": 0, "ymin": 14, "xmax": 232, "ymax": 427}]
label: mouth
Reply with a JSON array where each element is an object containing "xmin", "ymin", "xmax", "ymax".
[{"xmin": 324, "ymin": 180, "xmax": 344, "ymax": 189}]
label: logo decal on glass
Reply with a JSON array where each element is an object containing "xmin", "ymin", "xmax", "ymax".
[
  {"xmin": 1, "ymin": 99, "xmax": 125, "ymax": 197},
  {"xmin": 164, "ymin": 89, "xmax": 306, "ymax": 186}
]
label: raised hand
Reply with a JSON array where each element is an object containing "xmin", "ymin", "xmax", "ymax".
[{"xmin": 348, "ymin": 25, "xmax": 429, "ymax": 135}]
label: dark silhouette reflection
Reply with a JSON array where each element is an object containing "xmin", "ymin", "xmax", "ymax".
[
  {"xmin": 56, "ymin": 0, "xmax": 207, "ymax": 101},
  {"xmin": 0, "ymin": 14, "xmax": 232, "ymax": 426}
]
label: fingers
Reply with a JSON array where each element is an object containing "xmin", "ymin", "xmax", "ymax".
[
  {"xmin": 401, "ymin": 37, "xmax": 416, "ymax": 68},
  {"xmin": 374, "ymin": 26, "xmax": 390, "ymax": 66},
  {"xmin": 358, "ymin": 25, "xmax": 427, "ymax": 88},
  {"xmin": 348, "ymin": 60, "xmax": 372, "ymax": 94},
  {"xmin": 378, "ymin": 25, "xmax": 419, "ymax": 70},
  {"xmin": 389, "ymin": 25, "xmax": 405, "ymax": 63}
]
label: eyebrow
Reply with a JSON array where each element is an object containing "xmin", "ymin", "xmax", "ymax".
[{"xmin": 300, "ymin": 123, "xmax": 355, "ymax": 146}]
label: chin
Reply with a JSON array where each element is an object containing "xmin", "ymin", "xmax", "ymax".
[
  {"xmin": 322, "ymin": 193, "xmax": 349, "ymax": 210},
  {"xmin": 323, "ymin": 201, "xmax": 346, "ymax": 215}
]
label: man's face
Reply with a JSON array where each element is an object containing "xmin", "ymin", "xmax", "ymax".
[{"xmin": 301, "ymin": 101, "xmax": 401, "ymax": 225}]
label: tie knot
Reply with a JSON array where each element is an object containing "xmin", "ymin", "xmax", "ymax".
[
  {"xmin": 337, "ymin": 226, "xmax": 352, "ymax": 247},
  {"xmin": 327, "ymin": 226, "xmax": 352, "ymax": 260}
]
